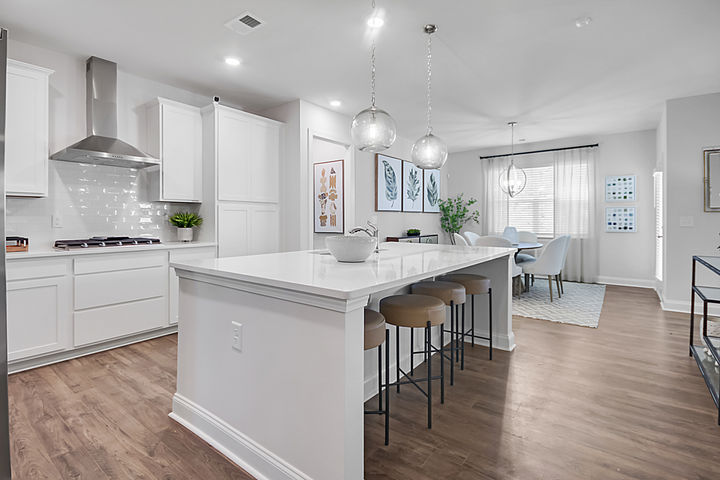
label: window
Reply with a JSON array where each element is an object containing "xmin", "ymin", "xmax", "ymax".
[
  {"xmin": 508, "ymin": 165, "xmax": 554, "ymax": 237},
  {"xmin": 654, "ymin": 171, "xmax": 664, "ymax": 281}
]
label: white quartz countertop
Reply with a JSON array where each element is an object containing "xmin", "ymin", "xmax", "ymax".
[
  {"xmin": 7, "ymin": 241, "xmax": 217, "ymax": 260},
  {"xmin": 172, "ymin": 242, "xmax": 514, "ymax": 299}
]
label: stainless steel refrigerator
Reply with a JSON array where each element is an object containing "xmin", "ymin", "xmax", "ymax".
[{"xmin": 0, "ymin": 26, "xmax": 12, "ymax": 480}]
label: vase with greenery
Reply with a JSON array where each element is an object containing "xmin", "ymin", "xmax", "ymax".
[
  {"xmin": 169, "ymin": 212, "xmax": 203, "ymax": 242},
  {"xmin": 438, "ymin": 194, "xmax": 480, "ymax": 244},
  {"xmin": 406, "ymin": 228, "xmax": 421, "ymax": 237}
]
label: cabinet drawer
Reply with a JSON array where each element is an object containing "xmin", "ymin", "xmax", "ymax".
[
  {"xmin": 74, "ymin": 251, "xmax": 166, "ymax": 275},
  {"xmin": 75, "ymin": 266, "xmax": 167, "ymax": 310},
  {"xmin": 74, "ymin": 297, "xmax": 167, "ymax": 347},
  {"xmin": 169, "ymin": 246, "xmax": 217, "ymax": 262},
  {"xmin": 7, "ymin": 258, "xmax": 67, "ymax": 281}
]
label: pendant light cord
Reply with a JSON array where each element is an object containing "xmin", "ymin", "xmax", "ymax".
[
  {"xmin": 425, "ymin": 31, "xmax": 433, "ymax": 134},
  {"xmin": 370, "ymin": 0, "xmax": 377, "ymax": 108}
]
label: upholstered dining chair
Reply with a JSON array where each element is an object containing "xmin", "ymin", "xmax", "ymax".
[
  {"xmin": 473, "ymin": 236, "xmax": 523, "ymax": 294},
  {"xmin": 502, "ymin": 226, "xmax": 519, "ymax": 244},
  {"xmin": 520, "ymin": 235, "xmax": 570, "ymax": 302},
  {"xmin": 463, "ymin": 231, "xmax": 481, "ymax": 246},
  {"xmin": 453, "ymin": 233, "xmax": 469, "ymax": 246},
  {"xmin": 517, "ymin": 231, "xmax": 539, "ymax": 287}
]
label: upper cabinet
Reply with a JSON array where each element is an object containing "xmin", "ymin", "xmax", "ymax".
[
  {"xmin": 5, "ymin": 59, "xmax": 53, "ymax": 197},
  {"xmin": 145, "ymin": 98, "xmax": 203, "ymax": 202},
  {"xmin": 210, "ymin": 105, "xmax": 281, "ymax": 203}
]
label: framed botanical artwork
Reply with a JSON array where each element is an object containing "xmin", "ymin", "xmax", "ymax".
[
  {"xmin": 314, "ymin": 159, "xmax": 344, "ymax": 233},
  {"xmin": 423, "ymin": 168, "xmax": 441, "ymax": 213},
  {"xmin": 402, "ymin": 161, "xmax": 423, "ymax": 212},
  {"xmin": 375, "ymin": 154, "xmax": 402, "ymax": 212}
]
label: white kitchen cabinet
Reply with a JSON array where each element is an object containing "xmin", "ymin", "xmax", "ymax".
[
  {"xmin": 249, "ymin": 204, "xmax": 280, "ymax": 254},
  {"xmin": 5, "ymin": 59, "xmax": 53, "ymax": 197},
  {"xmin": 249, "ymin": 119, "xmax": 280, "ymax": 203},
  {"xmin": 6, "ymin": 259, "xmax": 71, "ymax": 361},
  {"xmin": 217, "ymin": 203, "xmax": 279, "ymax": 257},
  {"xmin": 168, "ymin": 246, "xmax": 216, "ymax": 325},
  {"xmin": 145, "ymin": 98, "xmax": 203, "ymax": 202}
]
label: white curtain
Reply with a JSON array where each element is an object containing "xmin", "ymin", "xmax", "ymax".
[
  {"xmin": 481, "ymin": 158, "xmax": 508, "ymax": 236},
  {"xmin": 553, "ymin": 147, "xmax": 598, "ymax": 283}
]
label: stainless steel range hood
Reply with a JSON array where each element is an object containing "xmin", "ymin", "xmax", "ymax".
[{"xmin": 50, "ymin": 56, "xmax": 159, "ymax": 168}]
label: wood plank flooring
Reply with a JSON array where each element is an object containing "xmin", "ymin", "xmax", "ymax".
[{"xmin": 8, "ymin": 285, "xmax": 720, "ymax": 479}]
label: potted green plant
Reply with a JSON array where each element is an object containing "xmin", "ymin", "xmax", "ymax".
[
  {"xmin": 406, "ymin": 228, "xmax": 421, "ymax": 237},
  {"xmin": 169, "ymin": 212, "xmax": 203, "ymax": 242},
  {"xmin": 438, "ymin": 194, "xmax": 480, "ymax": 244}
]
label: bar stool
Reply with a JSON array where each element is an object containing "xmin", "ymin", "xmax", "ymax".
[
  {"xmin": 380, "ymin": 294, "xmax": 446, "ymax": 429},
  {"xmin": 438, "ymin": 273, "xmax": 492, "ymax": 362},
  {"xmin": 411, "ymin": 280, "xmax": 466, "ymax": 385},
  {"xmin": 363, "ymin": 308, "xmax": 390, "ymax": 445}
]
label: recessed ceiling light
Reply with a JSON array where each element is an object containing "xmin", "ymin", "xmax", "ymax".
[
  {"xmin": 367, "ymin": 16, "xmax": 384, "ymax": 28},
  {"xmin": 224, "ymin": 57, "xmax": 241, "ymax": 66},
  {"xmin": 330, "ymin": 100, "xmax": 342, "ymax": 108},
  {"xmin": 575, "ymin": 16, "xmax": 592, "ymax": 28}
]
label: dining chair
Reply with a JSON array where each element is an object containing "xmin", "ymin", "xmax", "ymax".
[
  {"xmin": 453, "ymin": 233, "xmax": 469, "ymax": 246},
  {"xmin": 520, "ymin": 236, "xmax": 569, "ymax": 302},
  {"xmin": 558, "ymin": 234, "xmax": 571, "ymax": 294},
  {"xmin": 473, "ymin": 236, "xmax": 523, "ymax": 294},
  {"xmin": 517, "ymin": 231, "xmax": 539, "ymax": 287},
  {"xmin": 502, "ymin": 226, "xmax": 519, "ymax": 244},
  {"xmin": 463, "ymin": 231, "xmax": 481, "ymax": 246}
]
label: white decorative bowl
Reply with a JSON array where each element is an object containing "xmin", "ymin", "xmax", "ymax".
[{"xmin": 325, "ymin": 235, "xmax": 376, "ymax": 263}]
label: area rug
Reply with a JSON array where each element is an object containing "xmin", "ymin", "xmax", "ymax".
[{"xmin": 512, "ymin": 281, "xmax": 606, "ymax": 328}]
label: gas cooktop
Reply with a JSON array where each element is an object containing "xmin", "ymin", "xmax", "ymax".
[{"xmin": 54, "ymin": 236, "xmax": 161, "ymax": 250}]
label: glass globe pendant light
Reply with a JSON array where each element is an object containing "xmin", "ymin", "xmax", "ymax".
[
  {"xmin": 411, "ymin": 24, "xmax": 448, "ymax": 170},
  {"xmin": 350, "ymin": 0, "xmax": 397, "ymax": 152},
  {"xmin": 498, "ymin": 122, "xmax": 527, "ymax": 197}
]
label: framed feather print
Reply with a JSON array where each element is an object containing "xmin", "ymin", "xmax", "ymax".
[
  {"xmin": 423, "ymin": 169, "xmax": 441, "ymax": 213},
  {"xmin": 402, "ymin": 161, "xmax": 423, "ymax": 212},
  {"xmin": 313, "ymin": 159, "xmax": 344, "ymax": 233},
  {"xmin": 375, "ymin": 154, "xmax": 402, "ymax": 212}
]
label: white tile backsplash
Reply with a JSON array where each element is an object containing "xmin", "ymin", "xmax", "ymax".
[{"xmin": 7, "ymin": 160, "xmax": 199, "ymax": 248}]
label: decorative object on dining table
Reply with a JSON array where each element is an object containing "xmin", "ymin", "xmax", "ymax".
[
  {"xmin": 314, "ymin": 159, "xmax": 344, "ymax": 233},
  {"xmin": 6, "ymin": 236, "xmax": 28, "ymax": 252},
  {"xmin": 605, "ymin": 207, "xmax": 636, "ymax": 232},
  {"xmin": 410, "ymin": 24, "xmax": 448, "ymax": 170},
  {"xmin": 423, "ymin": 168, "xmax": 441, "ymax": 212},
  {"xmin": 375, "ymin": 154, "xmax": 402, "ymax": 212},
  {"xmin": 169, "ymin": 211, "xmax": 203, "ymax": 242},
  {"xmin": 703, "ymin": 148, "xmax": 720, "ymax": 212},
  {"xmin": 350, "ymin": 0, "xmax": 397, "ymax": 153},
  {"xmin": 402, "ymin": 161, "xmax": 423, "ymax": 212},
  {"xmin": 438, "ymin": 194, "xmax": 480, "ymax": 244},
  {"xmin": 498, "ymin": 122, "xmax": 527, "ymax": 198},
  {"xmin": 406, "ymin": 228, "xmax": 421, "ymax": 236},
  {"xmin": 605, "ymin": 175, "xmax": 636, "ymax": 201},
  {"xmin": 325, "ymin": 235, "xmax": 376, "ymax": 263}
]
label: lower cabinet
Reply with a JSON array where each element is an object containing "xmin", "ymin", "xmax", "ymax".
[
  {"xmin": 7, "ymin": 275, "xmax": 71, "ymax": 361},
  {"xmin": 217, "ymin": 202, "xmax": 279, "ymax": 257}
]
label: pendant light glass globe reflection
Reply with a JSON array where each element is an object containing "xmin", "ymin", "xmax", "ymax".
[
  {"xmin": 411, "ymin": 133, "xmax": 447, "ymax": 169},
  {"xmin": 351, "ymin": 106, "xmax": 397, "ymax": 152},
  {"xmin": 411, "ymin": 24, "xmax": 447, "ymax": 170},
  {"xmin": 498, "ymin": 122, "xmax": 527, "ymax": 197}
]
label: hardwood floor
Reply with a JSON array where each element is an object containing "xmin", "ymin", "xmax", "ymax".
[
  {"xmin": 8, "ymin": 286, "xmax": 720, "ymax": 479},
  {"xmin": 365, "ymin": 286, "xmax": 720, "ymax": 479}
]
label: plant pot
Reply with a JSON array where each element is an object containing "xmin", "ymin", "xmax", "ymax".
[
  {"xmin": 406, "ymin": 231, "xmax": 421, "ymax": 237},
  {"xmin": 177, "ymin": 227, "xmax": 194, "ymax": 242}
]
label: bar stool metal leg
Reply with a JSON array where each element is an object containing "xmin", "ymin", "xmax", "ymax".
[
  {"xmin": 377, "ymin": 341, "xmax": 383, "ymax": 412},
  {"xmin": 410, "ymin": 329, "xmax": 414, "ymax": 376},
  {"xmin": 384, "ymin": 329, "xmax": 390, "ymax": 445},
  {"xmin": 489, "ymin": 287, "xmax": 493, "ymax": 360},
  {"xmin": 471, "ymin": 295, "xmax": 475, "ymax": 348},
  {"xmin": 396, "ymin": 325, "xmax": 400, "ymax": 393},
  {"xmin": 426, "ymin": 321, "xmax": 432, "ymax": 429},
  {"xmin": 439, "ymin": 324, "xmax": 444, "ymax": 404},
  {"xmin": 461, "ymin": 303, "xmax": 466, "ymax": 370}
]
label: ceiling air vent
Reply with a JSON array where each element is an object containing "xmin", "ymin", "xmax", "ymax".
[{"xmin": 225, "ymin": 12, "xmax": 265, "ymax": 35}]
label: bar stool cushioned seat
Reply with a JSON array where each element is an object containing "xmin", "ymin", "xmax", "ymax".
[
  {"xmin": 364, "ymin": 308, "xmax": 386, "ymax": 351},
  {"xmin": 411, "ymin": 281, "xmax": 466, "ymax": 306},
  {"xmin": 437, "ymin": 273, "xmax": 490, "ymax": 295},
  {"xmin": 380, "ymin": 294, "xmax": 446, "ymax": 328}
]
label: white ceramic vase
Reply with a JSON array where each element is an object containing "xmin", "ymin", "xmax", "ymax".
[{"xmin": 177, "ymin": 227, "xmax": 193, "ymax": 242}]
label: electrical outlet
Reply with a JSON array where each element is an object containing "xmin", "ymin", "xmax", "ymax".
[
  {"xmin": 52, "ymin": 215, "xmax": 63, "ymax": 228},
  {"xmin": 231, "ymin": 321, "xmax": 243, "ymax": 352}
]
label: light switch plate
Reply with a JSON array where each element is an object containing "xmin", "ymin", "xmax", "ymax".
[
  {"xmin": 231, "ymin": 321, "xmax": 243, "ymax": 352},
  {"xmin": 679, "ymin": 216, "xmax": 694, "ymax": 227}
]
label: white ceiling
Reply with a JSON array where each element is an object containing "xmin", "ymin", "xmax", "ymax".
[{"xmin": 3, "ymin": 0, "xmax": 720, "ymax": 152}]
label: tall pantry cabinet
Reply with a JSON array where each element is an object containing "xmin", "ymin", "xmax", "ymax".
[{"xmin": 201, "ymin": 104, "xmax": 282, "ymax": 257}]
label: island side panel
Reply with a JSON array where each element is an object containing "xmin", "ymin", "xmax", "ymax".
[
  {"xmin": 171, "ymin": 274, "xmax": 366, "ymax": 480},
  {"xmin": 457, "ymin": 254, "xmax": 515, "ymax": 351}
]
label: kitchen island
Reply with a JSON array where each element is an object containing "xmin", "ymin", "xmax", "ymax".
[{"xmin": 170, "ymin": 242, "xmax": 515, "ymax": 480}]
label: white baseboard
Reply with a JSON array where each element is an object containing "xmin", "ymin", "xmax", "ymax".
[
  {"xmin": 661, "ymin": 298, "xmax": 720, "ymax": 317},
  {"xmin": 170, "ymin": 394, "xmax": 311, "ymax": 480},
  {"xmin": 596, "ymin": 276, "xmax": 655, "ymax": 289}
]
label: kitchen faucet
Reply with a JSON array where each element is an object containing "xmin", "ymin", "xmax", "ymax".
[{"xmin": 350, "ymin": 219, "xmax": 379, "ymax": 252}]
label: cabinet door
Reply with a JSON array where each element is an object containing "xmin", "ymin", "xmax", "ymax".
[
  {"xmin": 217, "ymin": 109, "xmax": 252, "ymax": 202},
  {"xmin": 250, "ymin": 204, "xmax": 279, "ymax": 255},
  {"xmin": 218, "ymin": 203, "xmax": 250, "ymax": 257},
  {"xmin": 250, "ymin": 120, "xmax": 280, "ymax": 203},
  {"xmin": 162, "ymin": 102, "xmax": 202, "ymax": 201},
  {"xmin": 6, "ymin": 60, "xmax": 51, "ymax": 197},
  {"xmin": 7, "ymin": 276, "xmax": 70, "ymax": 361}
]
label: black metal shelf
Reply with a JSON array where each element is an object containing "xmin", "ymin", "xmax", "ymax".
[
  {"xmin": 693, "ymin": 286, "xmax": 720, "ymax": 304},
  {"xmin": 691, "ymin": 345, "xmax": 720, "ymax": 409},
  {"xmin": 695, "ymin": 256, "xmax": 720, "ymax": 276}
]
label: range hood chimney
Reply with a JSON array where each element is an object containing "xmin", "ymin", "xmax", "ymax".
[{"xmin": 50, "ymin": 57, "xmax": 159, "ymax": 168}]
